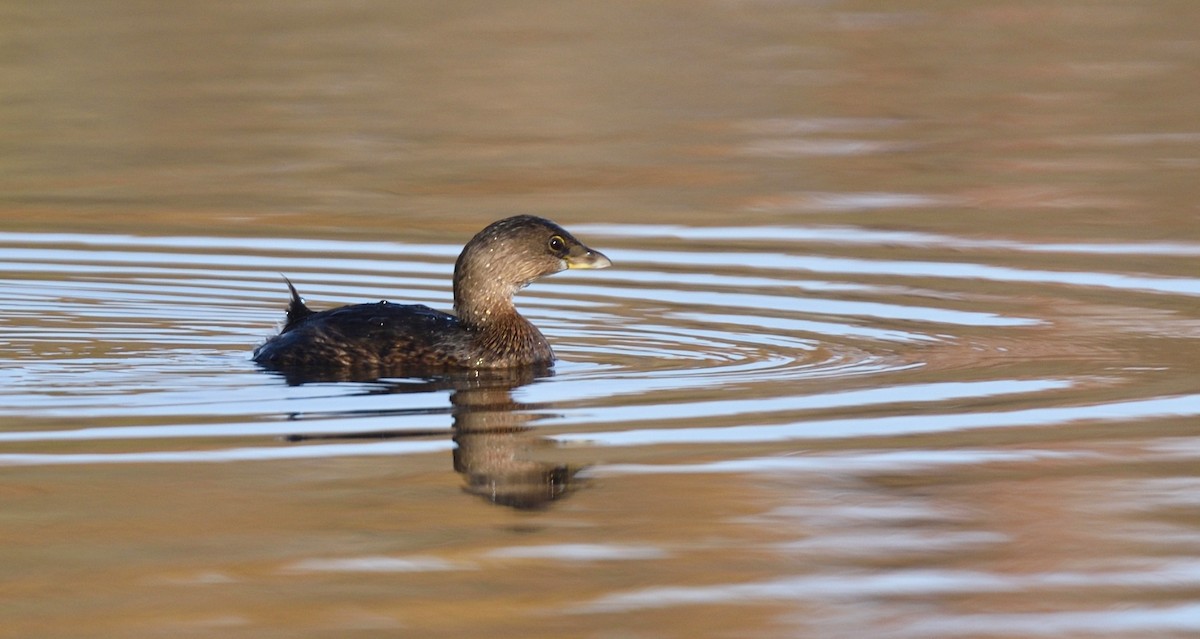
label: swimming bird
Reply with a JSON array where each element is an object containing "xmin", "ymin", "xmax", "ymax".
[{"xmin": 253, "ymin": 215, "xmax": 611, "ymax": 379}]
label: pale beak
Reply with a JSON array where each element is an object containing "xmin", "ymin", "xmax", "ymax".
[{"xmin": 566, "ymin": 247, "xmax": 612, "ymax": 270}]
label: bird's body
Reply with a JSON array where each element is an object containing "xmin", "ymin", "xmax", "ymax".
[{"xmin": 253, "ymin": 216, "xmax": 610, "ymax": 381}]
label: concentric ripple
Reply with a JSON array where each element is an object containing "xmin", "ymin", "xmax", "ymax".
[{"xmin": 2, "ymin": 226, "xmax": 1199, "ymax": 458}]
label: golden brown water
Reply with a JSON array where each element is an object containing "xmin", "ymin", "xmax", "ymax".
[{"xmin": 3, "ymin": 1, "xmax": 1200, "ymax": 637}]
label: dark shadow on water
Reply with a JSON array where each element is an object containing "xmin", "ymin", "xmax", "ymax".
[{"xmin": 277, "ymin": 365, "xmax": 583, "ymax": 510}]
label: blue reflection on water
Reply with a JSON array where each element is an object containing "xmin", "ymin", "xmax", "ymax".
[
  {"xmin": 0, "ymin": 439, "xmax": 453, "ymax": 466},
  {"xmin": 545, "ymin": 379, "xmax": 1071, "ymax": 426},
  {"xmin": 556, "ymin": 394, "xmax": 1200, "ymax": 446}
]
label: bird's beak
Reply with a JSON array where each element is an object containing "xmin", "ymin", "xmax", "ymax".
[{"xmin": 566, "ymin": 247, "xmax": 612, "ymax": 270}]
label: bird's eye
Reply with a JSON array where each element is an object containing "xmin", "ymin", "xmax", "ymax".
[{"xmin": 548, "ymin": 235, "xmax": 566, "ymax": 253}]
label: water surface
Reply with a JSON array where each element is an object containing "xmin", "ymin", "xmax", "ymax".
[{"xmin": 3, "ymin": 1, "xmax": 1200, "ymax": 637}]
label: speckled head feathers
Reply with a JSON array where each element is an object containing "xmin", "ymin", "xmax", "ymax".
[{"xmin": 452, "ymin": 216, "xmax": 610, "ymax": 325}]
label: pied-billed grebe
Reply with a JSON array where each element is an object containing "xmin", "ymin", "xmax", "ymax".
[{"xmin": 253, "ymin": 215, "xmax": 611, "ymax": 377}]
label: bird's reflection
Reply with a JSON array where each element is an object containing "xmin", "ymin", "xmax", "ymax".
[{"xmin": 280, "ymin": 365, "xmax": 581, "ymax": 510}]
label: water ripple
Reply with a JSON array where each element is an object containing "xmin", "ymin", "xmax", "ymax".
[{"xmin": 0, "ymin": 226, "xmax": 1189, "ymax": 459}]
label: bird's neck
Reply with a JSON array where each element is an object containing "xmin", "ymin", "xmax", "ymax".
[
  {"xmin": 453, "ymin": 266, "xmax": 518, "ymax": 328},
  {"xmin": 456, "ymin": 296, "xmax": 552, "ymax": 365},
  {"xmin": 453, "ymin": 261, "xmax": 553, "ymax": 365}
]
